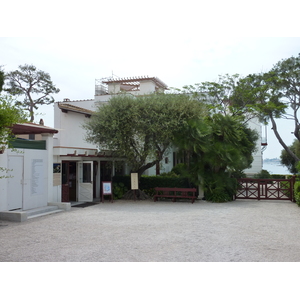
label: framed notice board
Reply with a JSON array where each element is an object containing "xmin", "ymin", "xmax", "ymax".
[
  {"xmin": 131, "ymin": 173, "xmax": 139, "ymax": 190},
  {"xmin": 102, "ymin": 181, "xmax": 113, "ymax": 202}
]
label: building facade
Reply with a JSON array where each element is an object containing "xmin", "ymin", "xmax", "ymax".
[
  {"xmin": 0, "ymin": 123, "xmax": 58, "ymax": 213},
  {"xmin": 52, "ymin": 76, "xmax": 173, "ymax": 203},
  {"xmin": 52, "ymin": 75, "xmax": 264, "ymax": 203}
]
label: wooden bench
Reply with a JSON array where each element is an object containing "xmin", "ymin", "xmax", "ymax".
[{"xmin": 153, "ymin": 187, "xmax": 197, "ymax": 204}]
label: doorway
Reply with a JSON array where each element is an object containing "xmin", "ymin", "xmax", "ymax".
[
  {"xmin": 62, "ymin": 161, "xmax": 77, "ymax": 202},
  {"xmin": 61, "ymin": 160, "xmax": 95, "ymax": 202}
]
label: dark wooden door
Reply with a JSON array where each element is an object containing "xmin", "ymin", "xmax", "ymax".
[{"xmin": 61, "ymin": 161, "xmax": 77, "ymax": 202}]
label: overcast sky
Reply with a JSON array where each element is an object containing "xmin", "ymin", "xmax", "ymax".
[{"xmin": 1, "ymin": 1, "xmax": 300, "ymax": 160}]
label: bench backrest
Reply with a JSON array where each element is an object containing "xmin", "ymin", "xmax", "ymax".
[{"xmin": 155, "ymin": 187, "xmax": 196, "ymax": 192}]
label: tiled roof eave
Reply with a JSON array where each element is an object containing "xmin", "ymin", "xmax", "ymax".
[{"xmin": 58, "ymin": 103, "xmax": 94, "ymax": 116}]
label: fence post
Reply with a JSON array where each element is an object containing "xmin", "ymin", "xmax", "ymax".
[{"xmin": 291, "ymin": 175, "xmax": 296, "ymax": 202}]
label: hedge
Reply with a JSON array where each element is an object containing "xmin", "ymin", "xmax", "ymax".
[
  {"xmin": 294, "ymin": 181, "xmax": 300, "ymax": 206},
  {"xmin": 112, "ymin": 175, "xmax": 196, "ymax": 198}
]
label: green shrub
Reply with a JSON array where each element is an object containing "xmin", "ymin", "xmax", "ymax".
[
  {"xmin": 231, "ymin": 170, "xmax": 247, "ymax": 179},
  {"xmin": 254, "ymin": 169, "xmax": 271, "ymax": 179},
  {"xmin": 294, "ymin": 181, "xmax": 300, "ymax": 206},
  {"xmin": 140, "ymin": 175, "xmax": 193, "ymax": 190},
  {"xmin": 113, "ymin": 182, "xmax": 128, "ymax": 199},
  {"xmin": 171, "ymin": 163, "xmax": 189, "ymax": 177},
  {"xmin": 112, "ymin": 174, "xmax": 195, "ymax": 197},
  {"xmin": 270, "ymin": 174, "xmax": 287, "ymax": 179},
  {"xmin": 159, "ymin": 171, "xmax": 179, "ymax": 178},
  {"xmin": 113, "ymin": 175, "xmax": 131, "ymax": 190},
  {"xmin": 203, "ymin": 171, "xmax": 238, "ymax": 203}
]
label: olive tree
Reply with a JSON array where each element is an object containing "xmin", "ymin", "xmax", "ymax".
[{"xmin": 84, "ymin": 93, "xmax": 207, "ymax": 178}]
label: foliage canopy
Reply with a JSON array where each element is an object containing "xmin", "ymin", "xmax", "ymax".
[
  {"xmin": 0, "ymin": 95, "xmax": 27, "ymax": 146},
  {"xmin": 5, "ymin": 64, "xmax": 60, "ymax": 122},
  {"xmin": 173, "ymin": 114, "xmax": 258, "ymax": 202},
  {"xmin": 232, "ymin": 54, "xmax": 300, "ymax": 163},
  {"xmin": 84, "ymin": 93, "xmax": 207, "ymax": 177}
]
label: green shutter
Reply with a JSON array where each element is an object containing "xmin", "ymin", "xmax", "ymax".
[{"xmin": 9, "ymin": 139, "xmax": 46, "ymax": 150}]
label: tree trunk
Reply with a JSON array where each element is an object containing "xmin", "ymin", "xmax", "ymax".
[
  {"xmin": 29, "ymin": 106, "xmax": 34, "ymax": 122},
  {"xmin": 121, "ymin": 189, "xmax": 151, "ymax": 200},
  {"xmin": 270, "ymin": 116, "xmax": 300, "ymax": 162},
  {"xmin": 137, "ymin": 159, "xmax": 160, "ymax": 178}
]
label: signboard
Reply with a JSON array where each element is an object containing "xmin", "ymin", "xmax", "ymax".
[
  {"xmin": 131, "ymin": 173, "xmax": 139, "ymax": 190},
  {"xmin": 102, "ymin": 181, "xmax": 113, "ymax": 203},
  {"xmin": 31, "ymin": 159, "xmax": 44, "ymax": 195},
  {"xmin": 102, "ymin": 181, "xmax": 112, "ymax": 195}
]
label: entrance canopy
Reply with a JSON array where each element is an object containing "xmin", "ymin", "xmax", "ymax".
[{"xmin": 12, "ymin": 123, "xmax": 58, "ymax": 135}]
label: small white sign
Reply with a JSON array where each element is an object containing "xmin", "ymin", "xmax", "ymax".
[
  {"xmin": 103, "ymin": 182, "xmax": 112, "ymax": 195},
  {"xmin": 131, "ymin": 173, "xmax": 139, "ymax": 190},
  {"xmin": 31, "ymin": 159, "xmax": 44, "ymax": 195}
]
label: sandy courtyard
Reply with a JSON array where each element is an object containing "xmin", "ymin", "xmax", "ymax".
[{"xmin": 1, "ymin": 199, "xmax": 300, "ymax": 262}]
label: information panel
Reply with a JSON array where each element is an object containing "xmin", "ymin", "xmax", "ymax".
[
  {"xmin": 131, "ymin": 173, "xmax": 139, "ymax": 190},
  {"xmin": 31, "ymin": 159, "xmax": 44, "ymax": 195}
]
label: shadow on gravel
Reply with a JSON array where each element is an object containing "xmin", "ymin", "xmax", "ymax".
[{"xmin": 72, "ymin": 202, "xmax": 100, "ymax": 208}]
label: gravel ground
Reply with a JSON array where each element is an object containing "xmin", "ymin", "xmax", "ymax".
[{"xmin": 1, "ymin": 199, "xmax": 300, "ymax": 262}]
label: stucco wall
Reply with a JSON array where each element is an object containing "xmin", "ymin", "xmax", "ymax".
[
  {"xmin": 0, "ymin": 148, "xmax": 49, "ymax": 211},
  {"xmin": 54, "ymin": 107, "xmax": 94, "ymax": 149},
  {"xmin": 0, "ymin": 132, "xmax": 54, "ymax": 212}
]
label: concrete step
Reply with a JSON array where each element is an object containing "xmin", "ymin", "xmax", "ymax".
[
  {"xmin": 26, "ymin": 205, "xmax": 64, "ymax": 219},
  {"xmin": 26, "ymin": 205, "xmax": 60, "ymax": 217},
  {"xmin": 0, "ymin": 203, "xmax": 70, "ymax": 222},
  {"xmin": 27, "ymin": 208, "xmax": 64, "ymax": 219}
]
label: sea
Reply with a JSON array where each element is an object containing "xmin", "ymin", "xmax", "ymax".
[{"xmin": 263, "ymin": 161, "xmax": 291, "ymax": 175}]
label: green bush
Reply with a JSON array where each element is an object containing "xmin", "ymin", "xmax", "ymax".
[
  {"xmin": 270, "ymin": 174, "xmax": 287, "ymax": 179},
  {"xmin": 231, "ymin": 170, "xmax": 247, "ymax": 179},
  {"xmin": 158, "ymin": 171, "xmax": 179, "ymax": 178},
  {"xmin": 112, "ymin": 174, "xmax": 195, "ymax": 197},
  {"xmin": 171, "ymin": 163, "xmax": 189, "ymax": 177},
  {"xmin": 254, "ymin": 169, "xmax": 272, "ymax": 179},
  {"xmin": 113, "ymin": 182, "xmax": 128, "ymax": 199},
  {"xmin": 140, "ymin": 175, "xmax": 193, "ymax": 190},
  {"xmin": 294, "ymin": 181, "xmax": 300, "ymax": 206},
  {"xmin": 203, "ymin": 171, "xmax": 238, "ymax": 203}
]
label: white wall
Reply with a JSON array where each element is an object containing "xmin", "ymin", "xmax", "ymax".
[
  {"xmin": 54, "ymin": 106, "xmax": 95, "ymax": 149},
  {"xmin": 138, "ymin": 81, "xmax": 156, "ymax": 94},
  {"xmin": 108, "ymin": 83, "xmax": 121, "ymax": 94},
  {"xmin": 144, "ymin": 149, "xmax": 174, "ymax": 176},
  {"xmin": 0, "ymin": 147, "xmax": 50, "ymax": 211},
  {"xmin": 0, "ymin": 153, "xmax": 8, "ymax": 211},
  {"xmin": 244, "ymin": 117, "xmax": 263, "ymax": 175}
]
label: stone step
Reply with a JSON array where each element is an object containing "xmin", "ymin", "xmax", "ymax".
[
  {"xmin": 0, "ymin": 203, "xmax": 70, "ymax": 222},
  {"xmin": 27, "ymin": 208, "xmax": 64, "ymax": 219},
  {"xmin": 26, "ymin": 205, "xmax": 59, "ymax": 216}
]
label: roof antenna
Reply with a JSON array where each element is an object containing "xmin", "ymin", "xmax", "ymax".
[{"xmin": 112, "ymin": 71, "xmax": 119, "ymax": 79}]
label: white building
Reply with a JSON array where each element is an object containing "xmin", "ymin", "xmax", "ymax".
[
  {"xmin": 52, "ymin": 75, "xmax": 264, "ymax": 203},
  {"xmin": 52, "ymin": 76, "xmax": 173, "ymax": 203},
  {"xmin": 0, "ymin": 123, "xmax": 70, "ymax": 222}
]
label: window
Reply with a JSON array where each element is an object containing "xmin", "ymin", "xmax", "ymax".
[{"xmin": 82, "ymin": 163, "xmax": 92, "ymax": 183}]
